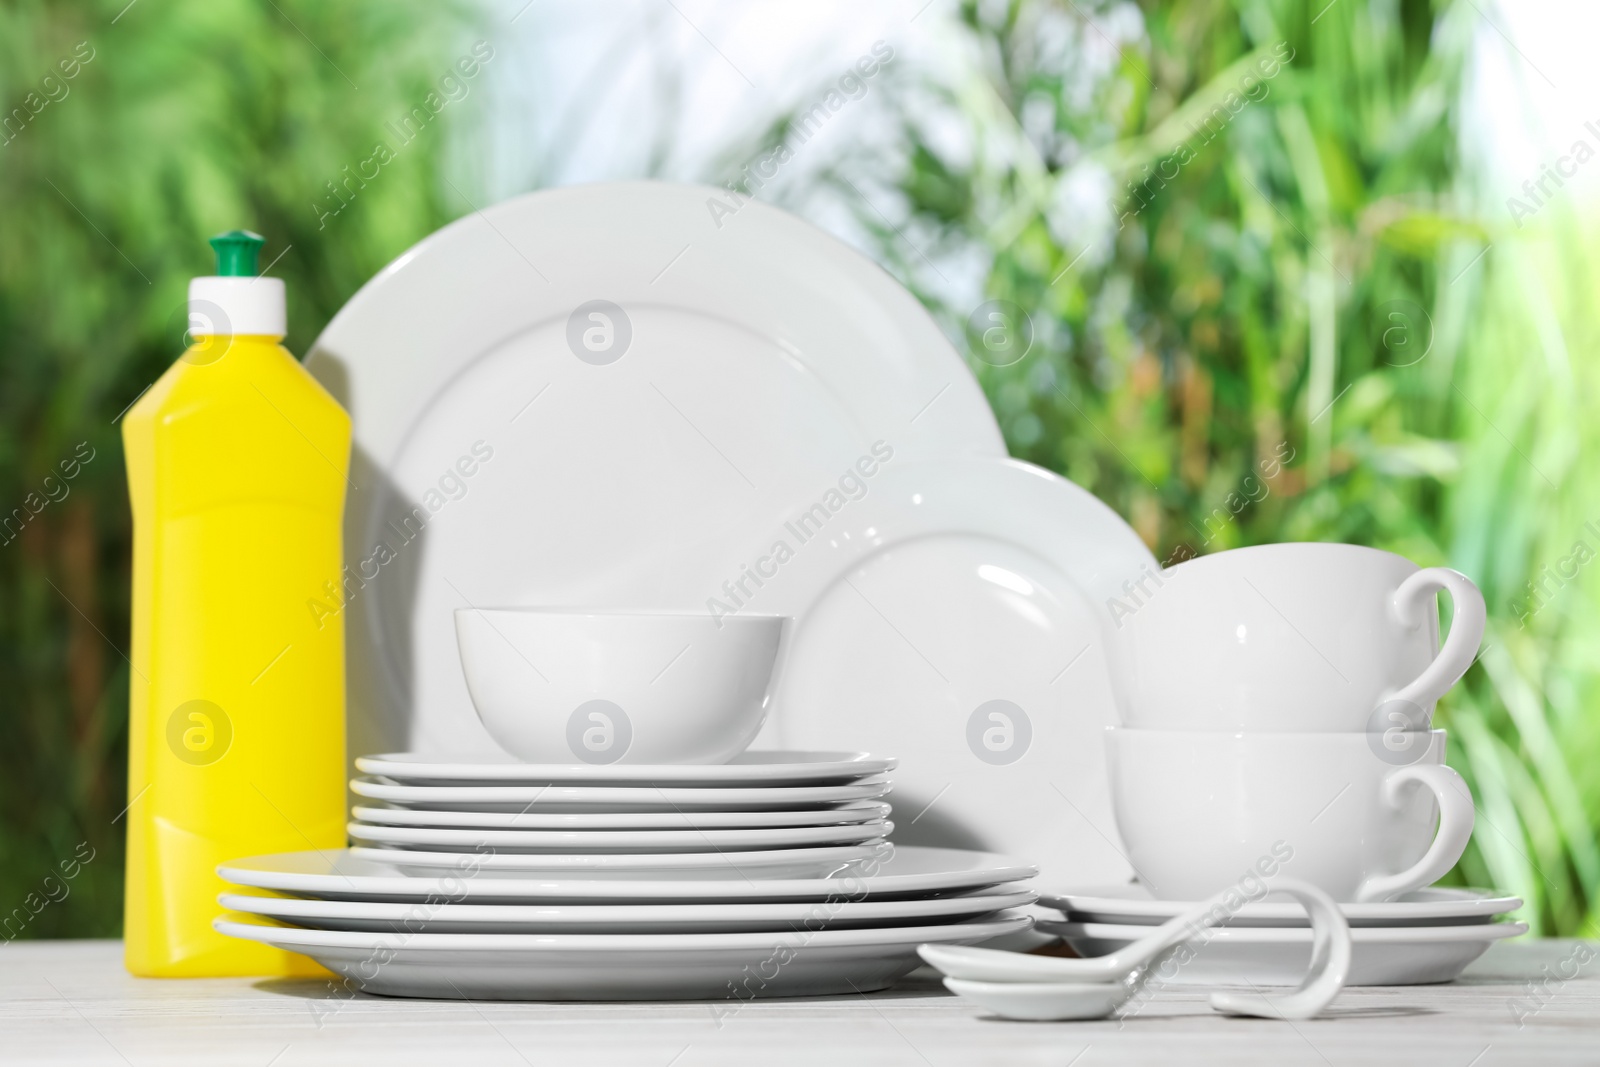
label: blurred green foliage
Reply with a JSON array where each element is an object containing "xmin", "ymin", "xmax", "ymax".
[
  {"xmin": 0, "ymin": 0, "xmax": 476, "ymax": 937},
  {"xmin": 809, "ymin": 0, "xmax": 1600, "ymax": 934},
  {"xmin": 4, "ymin": 0, "xmax": 1597, "ymax": 944}
]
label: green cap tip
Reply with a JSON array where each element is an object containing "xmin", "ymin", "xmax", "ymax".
[{"xmin": 209, "ymin": 230, "xmax": 266, "ymax": 277}]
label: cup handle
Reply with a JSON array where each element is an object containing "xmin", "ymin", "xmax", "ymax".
[
  {"xmin": 1353, "ymin": 763, "xmax": 1475, "ymax": 903},
  {"xmin": 1387, "ymin": 567, "xmax": 1486, "ymax": 718}
]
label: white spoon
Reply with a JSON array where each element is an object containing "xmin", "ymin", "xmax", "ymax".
[
  {"xmin": 919, "ymin": 877, "xmax": 1351, "ymax": 1021},
  {"xmin": 941, "ymin": 978, "xmax": 1140, "ymax": 1022}
]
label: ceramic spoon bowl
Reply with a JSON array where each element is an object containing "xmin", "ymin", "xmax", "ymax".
[{"xmin": 945, "ymin": 978, "xmax": 1141, "ymax": 1021}]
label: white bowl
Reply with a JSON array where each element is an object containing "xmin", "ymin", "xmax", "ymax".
[{"xmin": 454, "ymin": 609, "xmax": 785, "ymax": 764}]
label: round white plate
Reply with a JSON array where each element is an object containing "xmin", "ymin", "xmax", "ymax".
[
  {"xmin": 1039, "ymin": 884, "xmax": 1524, "ymax": 928},
  {"xmin": 1038, "ymin": 918, "xmax": 1528, "ymax": 987},
  {"xmin": 350, "ymin": 802, "xmax": 892, "ymax": 831},
  {"xmin": 216, "ymin": 845, "xmax": 1037, "ymax": 903},
  {"xmin": 739, "ymin": 458, "xmax": 1156, "ymax": 889},
  {"xmin": 349, "ymin": 776, "xmax": 890, "ymax": 812},
  {"xmin": 347, "ymin": 843, "xmax": 883, "ymax": 879},
  {"xmin": 218, "ymin": 887, "xmax": 1036, "ymax": 934},
  {"xmin": 306, "ymin": 182, "xmax": 1004, "ymax": 762},
  {"xmin": 354, "ymin": 750, "xmax": 896, "ymax": 786},
  {"xmin": 214, "ymin": 912, "xmax": 1032, "ymax": 1000},
  {"xmin": 346, "ymin": 819, "xmax": 892, "ymax": 854}
]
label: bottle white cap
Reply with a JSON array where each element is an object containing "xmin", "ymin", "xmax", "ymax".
[{"xmin": 188, "ymin": 276, "xmax": 286, "ymax": 338}]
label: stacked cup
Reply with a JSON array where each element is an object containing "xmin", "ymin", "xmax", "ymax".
[{"xmin": 1102, "ymin": 543, "xmax": 1487, "ymax": 905}]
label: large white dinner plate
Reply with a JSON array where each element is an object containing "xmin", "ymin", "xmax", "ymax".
[
  {"xmin": 218, "ymin": 887, "xmax": 1036, "ymax": 934},
  {"xmin": 354, "ymin": 751, "xmax": 895, "ymax": 787},
  {"xmin": 214, "ymin": 912, "xmax": 1032, "ymax": 1000},
  {"xmin": 349, "ymin": 777, "xmax": 890, "ymax": 812},
  {"xmin": 1040, "ymin": 884, "xmax": 1524, "ymax": 928},
  {"xmin": 347, "ymin": 843, "xmax": 882, "ymax": 879},
  {"xmin": 350, "ymin": 802, "xmax": 892, "ymax": 831},
  {"xmin": 1038, "ymin": 918, "xmax": 1529, "ymax": 986},
  {"xmin": 346, "ymin": 819, "xmax": 892, "ymax": 854},
  {"xmin": 305, "ymin": 182, "xmax": 1004, "ymax": 762},
  {"xmin": 217, "ymin": 846, "xmax": 1036, "ymax": 903},
  {"xmin": 731, "ymin": 459, "xmax": 1156, "ymax": 888}
]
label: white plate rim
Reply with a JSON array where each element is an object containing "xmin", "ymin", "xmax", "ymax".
[
  {"xmin": 346, "ymin": 820, "xmax": 892, "ymax": 851},
  {"xmin": 732, "ymin": 458, "xmax": 1157, "ymax": 652},
  {"xmin": 354, "ymin": 750, "xmax": 896, "ymax": 785},
  {"xmin": 216, "ymin": 846, "xmax": 1038, "ymax": 902},
  {"xmin": 312, "ymin": 182, "xmax": 1002, "ymax": 469},
  {"xmin": 1037, "ymin": 918, "xmax": 1530, "ymax": 944},
  {"xmin": 218, "ymin": 888, "xmax": 1038, "ymax": 926},
  {"xmin": 1037, "ymin": 885, "xmax": 1524, "ymax": 925},
  {"xmin": 348, "ymin": 801, "xmax": 892, "ymax": 830},
  {"xmin": 349, "ymin": 777, "xmax": 890, "ymax": 804},
  {"xmin": 346, "ymin": 843, "xmax": 884, "ymax": 872},
  {"xmin": 215, "ymin": 912, "xmax": 1033, "ymax": 952}
]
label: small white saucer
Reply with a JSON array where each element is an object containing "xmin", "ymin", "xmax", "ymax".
[
  {"xmin": 1038, "ymin": 917, "xmax": 1527, "ymax": 986},
  {"xmin": 1040, "ymin": 884, "xmax": 1522, "ymax": 927}
]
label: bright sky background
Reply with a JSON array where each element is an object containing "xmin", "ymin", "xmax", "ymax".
[
  {"xmin": 1463, "ymin": 0, "xmax": 1600, "ymax": 220},
  {"xmin": 478, "ymin": 0, "xmax": 931, "ymax": 194},
  {"xmin": 471, "ymin": 1, "xmax": 1599, "ymax": 240}
]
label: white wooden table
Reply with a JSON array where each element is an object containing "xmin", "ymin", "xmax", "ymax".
[{"xmin": 3, "ymin": 939, "xmax": 1597, "ymax": 1065}]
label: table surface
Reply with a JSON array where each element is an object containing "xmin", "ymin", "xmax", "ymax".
[{"xmin": 3, "ymin": 939, "xmax": 1598, "ymax": 1066}]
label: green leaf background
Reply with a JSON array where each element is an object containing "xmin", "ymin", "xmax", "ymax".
[{"xmin": 3, "ymin": 0, "xmax": 1596, "ymax": 939}]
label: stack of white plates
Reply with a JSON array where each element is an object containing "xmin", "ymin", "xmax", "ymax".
[
  {"xmin": 342, "ymin": 750, "xmax": 901, "ymax": 876},
  {"xmin": 215, "ymin": 751, "xmax": 1037, "ymax": 999},
  {"xmin": 1036, "ymin": 884, "xmax": 1527, "ymax": 986}
]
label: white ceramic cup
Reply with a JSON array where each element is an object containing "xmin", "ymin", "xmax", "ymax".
[
  {"xmin": 1106, "ymin": 728, "xmax": 1474, "ymax": 903},
  {"xmin": 1102, "ymin": 543, "xmax": 1485, "ymax": 732},
  {"xmin": 455, "ymin": 610, "xmax": 785, "ymax": 764}
]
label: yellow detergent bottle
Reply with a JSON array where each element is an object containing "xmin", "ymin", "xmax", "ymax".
[{"xmin": 123, "ymin": 231, "xmax": 349, "ymax": 976}]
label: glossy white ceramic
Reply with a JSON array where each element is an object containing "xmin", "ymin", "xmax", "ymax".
[
  {"xmin": 212, "ymin": 913, "xmax": 1032, "ymax": 1000},
  {"xmin": 742, "ymin": 458, "xmax": 1157, "ymax": 889},
  {"xmin": 305, "ymin": 183, "xmax": 1004, "ymax": 762},
  {"xmin": 1038, "ymin": 884, "xmax": 1522, "ymax": 928},
  {"xmin": 347, "ymin": 843, "xmax": 883, "ymax": 879},
  {"xmin": 1106, "ymin": 729, "xmax": 1474, "ymax": 902},
  {"xmin": 217, "ymin": 887, "xmax": 1036, "ymax": 934},
  {"xmin": 346, "ymin": 819, "xmax": 892, "ymax": 854},
  {"xmin": 348, "ymin": 776, "xmax": 890, "ymax": 812},
  {"xmin": 454, "ymin": 609, "xmax": 783, "ymax": 764},
  {"xmin": 940, "ymin": 978, "xmax": 1138, "ymax": 1022},
  {"xmin": 349, "ymin": 802, "xmax": 892, "ymax": 831},
  {"xmin": 923, "ymin": 878, "xmax": 1351, "ymax": 1021},
  {"xmin": 1039, "ymin": 917, "xmax": 1527, "ymax": 987},
  {"xmin": 353, "ymin": 750, "xmax": 895, "ymax": 786},
  {"xmin": 216, "ymin": 846, "xmax": 1037, "ymax": 903},
  {"xmin": 1103, "ymin": 542, "xmax": 1486, "ymax": 731}
]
